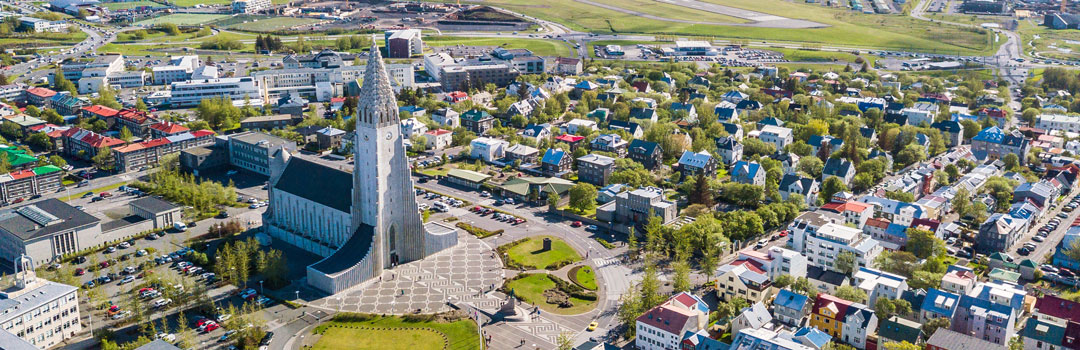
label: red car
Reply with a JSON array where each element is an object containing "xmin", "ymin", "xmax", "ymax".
[
  {"xmin": 204, "ymin": 323, "xmax": 219, "ymax": 332},
  {"xmin": 100, "ymin": 192, "xmax": 112, "ymax": 198},
  {"xmin": 195, "ymin": 318, "xmax": 210, "ymax": 328},
  {"xmin": 100, "ymin": 261, "xmax": 110, "ymax": 268},
  {"xmin": 11, "ymin": 198, "xmax": 23, "ymax": 204},
  {"xmin": 75, "ymin": 268, "xmax": 84, "ymax": 276},
  {"xmin": 571, "ymin": 221, "xmax": 582, "ymax": 227}
]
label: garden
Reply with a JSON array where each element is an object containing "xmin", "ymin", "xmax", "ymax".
[
  {"xmin": 497, "ymin": 235, "xmax": 581, "ymax": 270},
  {"xmin": 310, "ymin": 312, "xmax": 481, "ymax": 350},
  {"xmin": 503, "ymin": 273, "xmax": 598, "ymax": 315}
]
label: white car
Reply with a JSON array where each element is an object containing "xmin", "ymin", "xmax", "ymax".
[
  {"xmin": 152, "ymin": 298, "xmax": 172, "ymax": 308},
  {"xmin": 157, "ymin": 333, "xmax": 175, "ymax": 342}
]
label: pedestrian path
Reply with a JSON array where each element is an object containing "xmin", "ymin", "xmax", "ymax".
[{"xmin": 592, "ymin": 257, "xmax": 620, "ymax": 268}]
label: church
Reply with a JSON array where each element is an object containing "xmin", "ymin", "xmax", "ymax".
[{"xmin": 262, "ymin": 43, "xmax": 458, "ymax": 294}]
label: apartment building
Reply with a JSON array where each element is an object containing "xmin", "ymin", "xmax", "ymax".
[{"xmin": 168, "ymin": 77, "xmax": 261, "ymax": 108}]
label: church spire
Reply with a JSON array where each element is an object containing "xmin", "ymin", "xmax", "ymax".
[{"xmin": 356, "ymin": 38, "xmax": 400, "ymax": 128}]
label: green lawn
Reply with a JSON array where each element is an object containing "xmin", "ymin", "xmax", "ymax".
[
  {"xmin": 589, "ymin": 0, "xmax": 746, "ymax": 24},
  {"xmin": 502, "ymin": 235, "xmax": 581, "ymax": 270},
  {"xmin": 426, "ymin": 36, "xmax": 574, "ymax": 57},
  {"xmin": 135, "ymin": 13, "xmax": 229, "ymax": 26},
  {"xmin": 431, "ymin": 0, "xmax": 998, "ymax": 55},
  {"xmin": 574, "ymin": 266, "xmax": 597, "ymax": 290},
  {"xmin": 765, "ymin": 47, "xmax": 873, "ymax": 65},
  {"xmin": 0, "ymin": 31, "xmax": 87, "ymax": 46},
  {"xmin": 97, "ymin": 43, "xmax": 188, "ymax": 56},
  {"xmin": 101, "ymin": 1, "xmax": 161, "ymax": 10},
  {"xmin": 1017, "ymin": 20, "xmax": 1080, "ymax": 61},
  {"xmin": 228, "ymin": 17, "xmax": 325, "ymax": 32},
  {"xmin": 505, "ymin": 273, "xmax": 597, "ymax": 315},
  {"xmin": 312, "ymin": 315, "xmax": 480, "ymax": 350},
  {"xmin": 313, "ymin": 327, "xmax": 444, "ymax": 350},
  {"xmin": 163, "ymin": 0, "xmax": 231, "ymax": 6}
]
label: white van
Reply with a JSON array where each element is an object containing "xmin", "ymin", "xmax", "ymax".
[{"xmin": 173, "ymin": 222, "xmax": 187, "ymax": 232}]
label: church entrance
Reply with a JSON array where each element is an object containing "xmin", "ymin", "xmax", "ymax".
[{"xmin": 390, "ymin": 252, "xmax": 399, "ymax": 266}]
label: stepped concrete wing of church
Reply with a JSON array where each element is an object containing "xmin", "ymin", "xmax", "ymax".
[{"xmin": 263, "ymin": 42, "xmax": 457, "ymax": 295}]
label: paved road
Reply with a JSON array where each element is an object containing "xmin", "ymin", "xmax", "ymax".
[{"xmin": 11, "ymin": 22, "xmax": 113, "ymax": 84}]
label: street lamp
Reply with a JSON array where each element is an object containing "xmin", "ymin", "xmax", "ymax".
[{"xmin": 259, "ymin": 280, "xmax": 264, "ymax": 294}]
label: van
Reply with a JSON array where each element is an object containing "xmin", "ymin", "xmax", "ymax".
[{"xmin": 173, "ymin": 222, "xmax": 187, "ymax": 232}]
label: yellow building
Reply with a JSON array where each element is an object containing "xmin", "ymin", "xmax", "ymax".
[{"xmin": 810, "ymin": 293, "xmax": 849, "ymax": 337}]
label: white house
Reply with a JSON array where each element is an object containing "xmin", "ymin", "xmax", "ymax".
[{"xmin": 469, "ymin": 137, "xmax": 508, "ymax": 163}]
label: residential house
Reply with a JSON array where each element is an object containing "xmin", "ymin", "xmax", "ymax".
[
  {"xmin": 111, "ymin": 108, "xmax": 158, "ymax": 138},
  {"xmin": 565, "ymin": 119, "xmax": 598, "ymax": 134},
  {"xmin": 678, "ymin": 150, "xmax": 717, "ymax": 177},
  {"xmin": 820, "ymin": 201, "xmax": 873, "ymax": 229},
  {"xmin": 732, "ymin": 161, "xmax": 765, "ymax": 187},
  {"xmin": 852, "ymin": 267, "xmax": 909, "ymax": 306},
  {"xmin": 1014, "ymin": 180, "xmax": 1059, "ymax": 208},
  {"xmin": 729, "ymin": 328, "xmax": 817, "ymax": 350},
  {"xmin": 877, "ymin": 316, "xmax": 924, "ymax": 346},
  {"xmin": 59, "ymin": 127, "xmax": 124, "ymax": 160},
  {"xmin": 773, "ymin": 289, "xmax": 812, "ymax": 326},
  {"xmin": 715, "ymin": 101, "xmax": 739, "ymax": 123},
  {"xmin": 400, "ymin": 118, "xmax": 428, "ymax": 138},
  {"xmin": 635, "ymin": 293, "xmax": 709, "ymax": 350},
  {"xmin": 723, "ymin": 90, "xmax": 749, "ymax": 104},
  {"xmin": 591, "ymin": 134, "xmax": 628, "ymax": 156},
  {"xmin": 505, "ymin": 144, "xmax": 539, "ymax": 164},
  {"xmin": 555, "ymin": 134, "xmax": 586, "ymax": 151},
  {"xmin": 940, "ymin": 265, "xmax": 977, "ymax": 295},
  {"xmin": 722, "ymin": 122, "xmax": 745, "ymax": 141},
  {"xmin": 951, "ymin": 281, "xmax": 1025, "ymax": 345},
  {"xmin": 608, "ymin": 120, "xmax": 643, "ymax": 139},
  {"xmin": 791, "ymin": 327, "xmax": 832, "ymax": 350},
  {"xmin": 779, "ymin": 174, "xmax": 819, "ymax": 207},
  {"xmin": 806, "ymin": 265, "xmax": 849, "ymax": 295},
  {"xmin": 670, "ymin": 102, "xmax": 698, "ymax": 123},
  {"xmin": 715, "ymin": 260, "xmax": 774, "ymax": 303},
  {"xmin": 920, "ymin": 288, "xmax": 961, "ymax": 323},
  {"xmin": 808, "ymin": 135, "xmax": 844, "ymax": 159},
  {"xmin": 975, "ymin": 212, "xmax": 1027, "ymax": 255},
  {"xmin": 716, "ymin": 137, "xmax": 743, "ymax": 166},
  {"xmin": 431, "ymin": 108, "xmax": 460, "ymax": 128},
  {"xmin": 822, "ymin": 158, "xmax": 855, "ymax": 186},
  {"xmin": 971, "ymin": 126, "xmax": 1030, "ymax": 164},
  {"xmin": 469, "ymin": 137, "xmax": 508, "ymax": 163},
  {"xmin": 49, "ymin": 93, "xmax": 87, "ymax": 116},
  {"xmin": 148, "ymin": 121, "xmax": 190, "ymax": 139},
  {"xmin": 628, "ymin": 108, "xmax": 658, "ymax": 123},
  {"xmin": 519, "ymin": 124, "xmax": 551, "ymax": 144},
  {"xmin": 759, "ymin": 125, "xmax": 794, "ymax": 151},
  {"xmin": 461, "ymin": 109, "xmax": 494, "ymax": 135},
  {"xmin": 731, "ymin": 302, "xmax": 775, "ymax": 336},
  {"xmin": 540, "ymin": 148, "xmax": 572, "ymax": 177},
  {"xmin": 902, "ymin": 102, "xmax": 938, "ymax": 126},
  {"xmin": 423, "ymin": 129, "xmax": 453, "ymax": 150},
  {"xmin": 629, "ymin": 140, "xmax": 663, "ymax": 170},
  {"xmin": 932, "ymin": 120, "xmax": 964, "ymax": 147},
  {"xmin": 578, "ymin": 154, "xmax": 615, "ymax": 186},
  {"xmin": 926, "ymin": 329, "xmax": 1008, "ymax": 350},
  {"xmin": 796, "ymin": 221, "xmax": 882, "ymax": 273}
]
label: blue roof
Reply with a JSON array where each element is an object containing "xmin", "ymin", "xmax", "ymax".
[
  {"xmin": 1023, "ymin": 318, "xmax": 1066, "ymax": 346},
  {"xmin": 921, "ymin": 288, "xmax": 960, "ymax": 318},
  {"xmin": 774, "ymin": 289, "xmax": 809, "ymax": 311},
  {"xmin": 884, "ymin": 223, "xmax": 909, "ymax": 238},
  {"xmin": 808, "ymin": 135, "xmax": 843, "ymax": 147},
  {"xmin": 951, "ymin": 113, "xmax": 979, "ymax": 122},
  {"xmin": 758, "ymin": 117, "xmax": 784, "ymax": 126},
  {"xmin": 721, "ymin": 122, "xmax": 741, "ymax": 135},
  {"xmin": 680, "ymin": 330, "xmax": 727, "ymax": 350},
  {"xmin": 732, "ymin": 160, "xmax": 761, "ymax": 180},
  {"xmin": 670, "ymin": 102, "xmax": 695, "ymax": 112},
  {"xmin": 723, "ymin": 90, "xmax": 748, "ymax": 99},
  {"xmin": 715, "ymin": 106, "xmax": 737, "ymax": 120},
  {"xmin": 793, "ymin": 327, "xmax": 832, "ymax": 348},
  {"xmin": 737, "ymin": 100, "xmax": 762, "ymax": 110},
  {"xmin": 973, "ymin": 126, "xmax": 1005, "ymax": 144},
  {"xmin": 399, "ymin": 105, "xmax": 425, "ymax": 113},
  {"xmin": 541, "ymin": 148, "xmax": 566, "ymax": 165},
  {"xmin": 678, "ymin": 150, "xmax": 713, "ymax": 168}
]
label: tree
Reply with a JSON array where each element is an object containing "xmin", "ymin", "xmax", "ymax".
[
  {"xmin": 882, "ymin": 342, "xmax": 921, "ymax": 350},
  {"xmin": 640, "ymin": 259, "xmax": 663, "ymax": 309},
  {"xmin": 546, "ymin": 191, "xmax": 559, "ymax": 212},
  {"xmin": 672, "ymin": 259, "xmax": 691, "ymax": 293},
  {"xmin": 909, "ymin": 270, "xmax": 945, "ymax": 290},
  {"xmin": 26, "ymin": 132, "xmax": 51, "ymax": 150},
  {"xmin": 791, "ymin": 277, "xmax": 815, "ymax": 297},
  {"xmin": 48, "ymin": 155, "xmax": 67, "ymax": 168},
  {"xmin": 616, "ymin": 288, "xmax": 643, "ymax": 338},
  {"xmin": 835, "ymin": 251, "xmax": 857, "ymax": 277},
  {"xmin": 834, "ymin": 285, "xmax": 867, "ymax": 304},
  {"xmin": 906, "ymin": 228, "xmax": 944, "ymax": 259},
  {"xmin": 52, "ymin": 68, "xmax": 76, "ymax": 94},
  {"xmin": 773, "ymin": 274, "xmax": 793, "ymax": 289},
  {"xmin": 689, "ymin": 172, "xmax": 715, "ymax": 206},
  {"xmin": 874, "ymin": 250, "xmax": 921, "ymax": 277},
  {"xmin": 556, "ymin": 332, "xmax": 573, "ymax": 350},
  {"xmin": 798, "ymin": 156, "xmax": 824, "ymax": 177},
  {"xmin": 92, "ymin": 147, "xmax": 115, "ymax": 171},
  {"xmin": 119, "ymin": 126, "xmax": 133, "ymax": 142},
  {"xmin": 92, "ymin": 86, "xmax": 121, "ymax": 109},
  {"xmin": 1065, "ymin": 238, "xmax": 1080, "ymax": 263},
  {"xmin": 568, "ymin": 183, "xmax": 597, "ymax": 213},
  {"xmin": 952, "ymin": 187, "xmax": 971, "ymax": 217},
  {"xmin": 627, "ymin": 226, "xmax": 638, "ymax": 259},
  {"xmin": 922, "ymin": 317, "xmax": 951, "ymax": 337},
  {"xmin": 874, "ymin": 297, "xmax": 911, "ymax": 319},
  {"xmin": 820, "ymin": 176, "xmax": 848, "ymax": 202},
  {"xmin": 885, "ymin": 191, "xmax": 915, "ymax": 203},
  {"xmin": 1003, "ymin": 153, "xmax": 1020, "ymax": 171}
]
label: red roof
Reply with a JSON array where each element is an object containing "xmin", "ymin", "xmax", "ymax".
[
  {"xmin": 116, "ymin": 109, "xmax": 154, "ymax": 124},
  {"xmin": 140, "ymin": 138, "xmax": 171, "ymax": 148},
  {"xmin": 190, "ymin": 129, "xmax": 216, "ymax": 138},
  {"xmin": 636, "ymin": 302, "xmax": 694, "ymax": 336},
  {"xmin": 1035, "ymin": 295, "xmax": 1080, "ymax": 323},
  {"xmin": 330, "ymin": 97, "xmax": 346, "ymax": 103},
  {"xmin": 112, "ymin": 143, "xmax": 145, "ymax": 153},
  {"xmin": 149, "ymin": 121, "xmax": 189, "ymax": 134},
  {"xmin": 8, "ymin": 169, "xmax": 35, "ymax": 180},
  {"xmin": 555, "ymin": 134, "xmax": 584, "ymax": 143},
  {"xmin": 82, "ymin": 105, "xmax": 119, "ymax": 118},
  {"xmin": 821, "ymin": 201, "xmax": 872, "ymax": 214},
  {"xmin": 866, "ymin": 217, "xmax": 891, "ymax": 229},
  {"xmin": 448, "ymin": 91, "xmax": 467, "ymax": 98},
  {"xmin": 425, "ymin": 129, "xmax": 452, "ymax": 136},
  {"xmin": 813, "ymin": 293, "xmax": 852, "ymax": 321},
  {"xmin": 729, "ymin": 259, "xmax": 766, "ymax": 275},
  {"xmin": 26, "ymin": 87, "xmax": 56, "ymax": 98}
]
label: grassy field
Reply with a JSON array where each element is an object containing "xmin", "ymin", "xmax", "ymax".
[
  {"xmin": 0, "ymin": 31, "xmax": 87, "ymax": 47},
  {"xmin": 506, "ymin": 274, "xmax": 597, "ymax": 315},
  {"xmin": 439, "ymin": 0, "xmax": 998, "ymax": 55},
  {"xmin": 312, "ymin": 314, "xmax": 480, "ymax": 350},
  {"xmin": 764, "ymin": 47, "xmax": 875, "ymax": 65},
  {"xmin": 102, "ymin": 1, "xmax": 161, "ymax": 10},
  {"xmin": 135, "ymin": 13, "xmax": 229, "ymax": 26},
  {"xmin": 313, "ymin": 327, "xmax": 444, "ymax": 350},
  {"xmin": 228, "ymin": 17, "xmax": 324, "ymax": 32},
  {"xmin": 574, "ymin": 266, "xmax": 597, "ymax": 290},
  {"xmin": 588, "ymin": 0, "xmax": 746, "ymax": 24},
  {"xmin": 502, "ymin": 235, "xmax": 581, "ymax": 270},
  {"xmin": 426, "ymin": 35, "xmax": 574, "ymax": 57},
  {"xmin": 97, "ymin": 43, "xmax": 190, "ymax": 56},
  {"xmin": 165, "ymin": 0, "xmax": 231, "ymax": 6},
  {"xmin": 1018, "ymin": 20, "xmax": 1080, "ymax": 61}
]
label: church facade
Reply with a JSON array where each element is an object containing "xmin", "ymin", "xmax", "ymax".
[{"xmin": 263, "ymin": 43, "xmax": 457, "ymax": 294}]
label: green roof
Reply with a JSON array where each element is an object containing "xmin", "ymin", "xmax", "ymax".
[
  {"xmin": 1019, "ymin": 259, "xmax": 1038, "ymax": 268},
  {"xmin": 461, "ymin": 109, "xmax": 492, "ymax": 122},
  {"xmin": 32, "ymin": 165, "xmax": 61, "ymax": 175},
  {"xmin": 447, "ymin": 168, "xmax": 491, "ymax": 183},
  {"xmin": 2, "ymin": 148, "xmax": 38, "ymax": 168},
  {"xmin": 500, "ymin": 177, "xmax": 575, "ymax": 197},
  {"xmin": 988, "ymin": 268, "xmax": 1021, "ymax": 283},
  {"xmin": 879, "ymin": 316, "xmax": 923, "ymax": 344}
]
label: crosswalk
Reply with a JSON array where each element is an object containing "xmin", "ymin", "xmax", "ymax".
[{"xmin": 592, "ymin": 257, "xmax": 620, "ymax": 268}]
